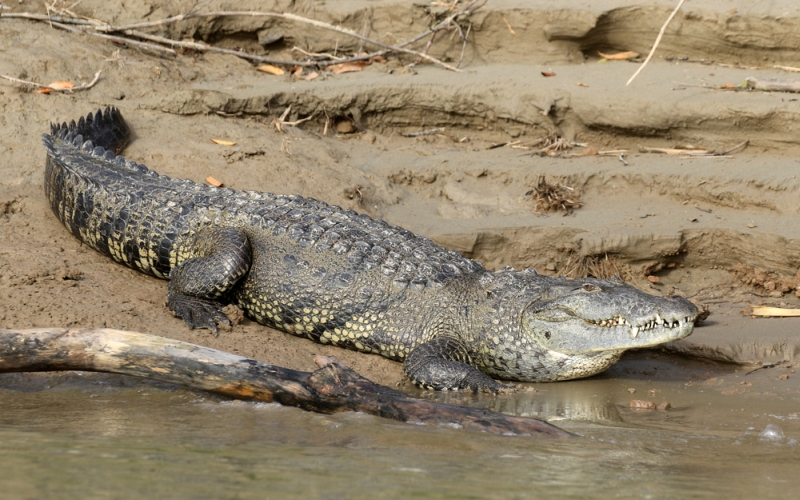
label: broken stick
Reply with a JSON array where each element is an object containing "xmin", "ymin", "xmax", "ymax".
[
  {"xmin": 0, "ymin": 69, "xmax": 102, "ymax": 92},
  {"xmin": 745, "ymin": 77, "xmax": 800, "ymax": 93},
  {"xmin": 0, "ymin": 328, "xmax": 571, "ymax": 438}
]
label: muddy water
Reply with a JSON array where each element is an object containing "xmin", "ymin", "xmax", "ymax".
[{"xmin": 1, "ymin": 356, "xmax": 798, "ymax": 499}]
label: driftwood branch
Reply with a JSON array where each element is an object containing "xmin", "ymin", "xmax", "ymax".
[
  {"xmin": 319, "ymin": 0, "xmax": 484, "ymax": 68},
  {"xmin": 50, "ymin": 19, "xmax": 178, "ymax": 56},
  {"xmin": 95, "ymin": 10, "xmax": 463, "ymax": 72},
  {"xmin": 746, "ymin": 77, "xmax": 800, "ymax": 93},
  {"xmin": 0, "ymin": 328, "xmax": 571, "ymax": 438},
  {"xmin": 3, "ymin": 7, "xmax": 478, "ymax": 72}
]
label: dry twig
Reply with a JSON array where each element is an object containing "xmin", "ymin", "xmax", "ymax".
[
  {"xmin": 745, "ymin": 360, "xmax": 790, "ymax": 375},
  {"xmin": 774, "ymin": 65, "xmax": 800, "ymax": 73},
  {"xmin": 538, "ymin": 136, "xmax": 586, "ymax": 155},
  {"xmin": 457, "ymin": 22, "xmax": 472, "ymax": 68},
  {"xmin": 403, "ymin": 127, "xmax": 446, "ymax": 138},
  {"xmin": 627, "ymin": 0, "xmax": 686, "ymax": 85},
  {"xmin": 750, "ymin": 306, "xmax": 800, "ymax": 318},
  {"xmin": 272, "ymin": 105, "xmax": 316, "ymax": 133},
  {"xmin": 49, "ymin": 19, "xmax": 178, "ymax": 56},
  {"xmin": 640, "ymin": 140, "xmax": 748, "ymax": 157},
  {"xmin": 0, "ymin": 69, "xmax": 102, "ymax": 92}
]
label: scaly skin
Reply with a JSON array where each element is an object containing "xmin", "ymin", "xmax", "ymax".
[{"xmin": 42, "ymin": 108, "xmax": 699, "ymax": 392}]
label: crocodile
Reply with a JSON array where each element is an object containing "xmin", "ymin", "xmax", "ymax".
[{"xmin": 42, "ymin": 108, "xmax": 699, "ymax": 392}]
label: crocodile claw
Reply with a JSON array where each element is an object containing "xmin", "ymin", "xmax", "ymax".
[{"xmin": 167, "ymin": 292, "xmax": 231, "ymax": 336}]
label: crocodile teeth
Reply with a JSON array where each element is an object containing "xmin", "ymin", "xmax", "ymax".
[{"xmin": 631, "ymin": 326, "xmax": 639, "ymax": 339}]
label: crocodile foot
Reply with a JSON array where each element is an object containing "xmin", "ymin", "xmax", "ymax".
[
  {"xmin": 404, "ymin": 337, "xmax": 514, "ymax": 393},
  {"xmin": 167, "ymin": 292, "xmax": 231, "ymax": 336}
]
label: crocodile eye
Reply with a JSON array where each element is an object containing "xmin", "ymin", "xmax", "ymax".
[{"xmin": 582, "ymin": 284, "xmax": 600, "ymax": 292}]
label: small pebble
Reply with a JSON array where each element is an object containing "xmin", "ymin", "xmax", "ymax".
[
  {"xmin": 630, "ymin": 400, "xmax": 656, "ymax": 410},
  {"xmin": 336, "ymin": 120, "xmax": 354, "ymax": 134}
]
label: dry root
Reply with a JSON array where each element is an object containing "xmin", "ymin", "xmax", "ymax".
[
  {"xmin": 344, "ymin": 185, "xmax": 365, "ymax": 207},
  {"xmin": 529, "ymin": 176, "xmax": 583, "ymax": 215}
]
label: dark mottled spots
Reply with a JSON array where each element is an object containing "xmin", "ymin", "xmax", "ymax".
[
  {"xmin": 283, "ymin": 254, "xmax": 297, "ymax": 265},
  {"xmin": 123, "ymin": 238, "xmax": 140, "ymax": 264}
]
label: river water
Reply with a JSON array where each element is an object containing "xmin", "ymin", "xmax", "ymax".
[{"xmin": 1, "ymin": 354, "xmax": 798, "ymax": 499}]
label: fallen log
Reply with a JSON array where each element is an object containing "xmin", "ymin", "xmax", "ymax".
[{"xmin": 0, "ymin": 328, "xmax": 571, "ymax": 438}]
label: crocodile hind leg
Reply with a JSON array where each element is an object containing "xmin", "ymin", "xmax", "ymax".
[
  {"xmin": 404, "ymin": 337, "xmax": 509, "ymax": 393},
  {"xmin": 167, "ymin": 226, "xmax": 251, "ymax": 334}
]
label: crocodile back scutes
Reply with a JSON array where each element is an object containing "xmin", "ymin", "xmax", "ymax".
[{"xmin": 43, "ymin": 108, "xmax": 487, "ymax": 286}]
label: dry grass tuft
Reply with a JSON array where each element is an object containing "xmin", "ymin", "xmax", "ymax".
[{"xmin": 561, "ymin": 253, "xmax": 633, "ymax": 281}]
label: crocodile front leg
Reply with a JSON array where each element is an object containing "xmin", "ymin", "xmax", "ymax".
[
  {"xmin": 167, "ymin": 226, "xmax": 251, "ymax": 334},
  {"xmin": 404, "ymin": 336, "xmax": 509, "ymax": 392}
]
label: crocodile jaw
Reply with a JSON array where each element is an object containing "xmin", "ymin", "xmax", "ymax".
[
  {"xmin": 520, "ymin": 277, "xmax": 699, "ymax": 355},
  {"xmin": 584, "ymin": 312, "xmax": 696, "ymax": 342},
  {"xmin": 524, "ymin": 310, "xmax": 696, "ymax": 354}
]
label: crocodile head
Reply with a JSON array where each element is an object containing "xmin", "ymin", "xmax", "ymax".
[{"xmin": 521, "ymin": 275, "xmax": 698, "ymax": 355}]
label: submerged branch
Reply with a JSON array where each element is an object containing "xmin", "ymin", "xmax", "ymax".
[{"xmin": 0, "ymin": 328, "xmax": 571, "ymax": 438}]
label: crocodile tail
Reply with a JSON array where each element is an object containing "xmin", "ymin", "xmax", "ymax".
[{"xmin": 49, "ymin": 107, "xmax": 131, "ymax": 154}]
